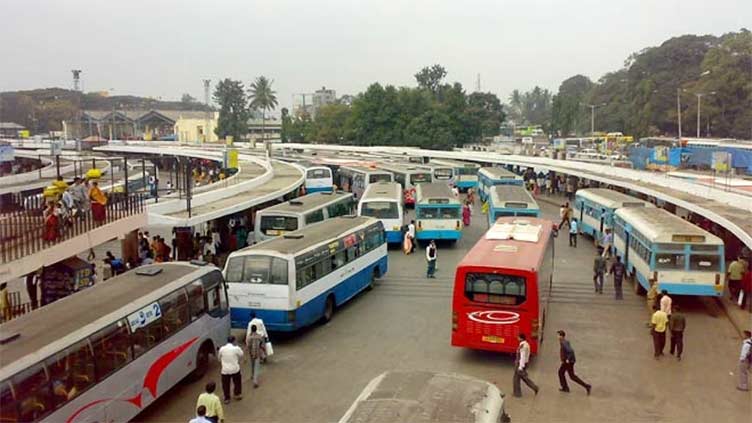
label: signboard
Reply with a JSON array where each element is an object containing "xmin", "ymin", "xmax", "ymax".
[
  {"xmin": 228, "ymin": 149, "xmax": 239, "ymax": 169},
  {"xmin": 711, "ymin": 151, "xmax": 731, "ymax": 172},
  {"xmin": 50, "ymin": 141, "xmax": 62, "ymax": 156},
  {"xmin": 653, "ymin": 146, "xmax": 669, "ymax": 163},
  {"xmin": 225, "ymin": 135, "xmax": 234, "ymax": 146},
  {"xmin": 127, "ymin": 302, "xmax": 162, "ymax": 332},
  {"xmin": 0, "ymin": 145, "xmax": 14, "ymax": 162}
]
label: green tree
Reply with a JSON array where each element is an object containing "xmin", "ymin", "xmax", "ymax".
[
  {"xmin": 467, "ymin": 92, "xmax": 505, "ymax": 139},
  {"xmin": 213, "ymin": 78, "xmax": 249, "ymax": 141},
  {"xmin": 310, "ymin": 103, "xmax": 352, "ymax": 143},
  {"xmin": 415, "ymin": 64, "xmax": 448, "ymax": 94},
  {"xmin": 404, "ymin": 108, "xmax": 454, "ymax": 150},
  {"xmin": 551, "ymin": 75, "xmax": 593, "ymax": 136},
  {"xmin": 248, "ymin": 76, "xmax": 279, "ymax": 141}
]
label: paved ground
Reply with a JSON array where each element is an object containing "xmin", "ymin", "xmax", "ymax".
[{"xmin": 139, "ymin": 196, "xmax": 751, "ymax": 423}]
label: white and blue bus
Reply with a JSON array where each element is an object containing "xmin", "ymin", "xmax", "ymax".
[
  {"xmin": 421, "ymin": 162, "xmax": 455, "ymax": 186},
  {"xmin": 376, "ymin": 163, "xmax": 432, "ymax": 207},
  {"xmin": 337, "ymin": 166, "xmax": 393, "ymax": 200},
  {"xmin": 612, "ymin": 207, "xmax": 725, "ymax": 297},
  {"xmin": 303, "ymin": 164, "xmax": 334, "ymax": 193},
  {"xmin": 574, "ymin": 188, "xmax": 653, "ymax": 241},
  {"xmin": 487, "ymin": 185, "xmax": 540, "ymax": 226},
  {"xmin": 254, "ymin": 192, "xmax": 354, "ymax": 241},
  {"xmin": 357, "ymin": 182, "xmax": 404, "ymax": 245},
  {"xmin": 415, "ymin": 182, "xmax": 463, "ymax": 243},
  {"xmin": 224, "ymin": 216, "xmax": 388, "ymax": 330},
  {"xmin": 431, "ymin": 159, "xmax": 481, "ymax": 191},
  {"xmin": 477, "ymin": 167, "xmax": 523, "ymax": 202}
]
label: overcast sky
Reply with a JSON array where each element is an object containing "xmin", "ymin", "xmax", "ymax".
[{"xmin": 1, "ymin": 0, "xmax": 750, "ymax": 112}]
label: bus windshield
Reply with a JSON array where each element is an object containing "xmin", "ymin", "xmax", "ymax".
[
  {"xmin": 410, "ymin": 173, "xmax": 431, "ymax": 184},
  {"xmin": 689, "ymin": 254, "xmax": 720, "ymax": 271},
  {"xmin": 361, "ymin": 201, "xmax": 399, "ymax": 219},
  {"xmin": 434, "ymin": 169, "xmax": 452, "ymax": 179},
  {"xmin": 464, "ymin": 273, "xmax": 526, "ymax": 306},
  {"xmin": 307, "ymin": 169, "xmax": 330, "ymax": 178},
  {"xmin": 260, "ymin": 215, "xmax": 299, "ymax": 235},
  {"xmin": 369, "ymin": 174, "xmax": 391, "ymax": 183},
  {"xmin": 456, "ymin": 167, "xmax": 476, "ymax": 175},
  {"xmin": 417, "ymin": 206, "xmax": 460, "ymax": 219},
  {"xmin": 224, "ymin": 255, "xmax": 288, "ymax": 285}
]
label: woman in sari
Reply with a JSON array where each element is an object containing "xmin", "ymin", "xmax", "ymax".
[
  {"xmin": 403, "ymin": 231, "xmax": 413, "ymax": 255},
  {"xmin": 462, "ymin": 202, "xmax": 471, "ymax": 227},
  {"xmin": 43, "ymin": 201, "xmax": 59, "ymax": 241},
  {"xmin": 89, "ymin": 181, "xmax": 107, "ymax": 222}
]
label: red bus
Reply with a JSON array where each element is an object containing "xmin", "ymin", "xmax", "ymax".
[{"xmin": 451, "ymin": 217, "xmax": 554, "ymax": 354}]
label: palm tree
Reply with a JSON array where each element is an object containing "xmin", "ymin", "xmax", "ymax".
[{"xmin": 248, "ymin": 76, "xmax": 279, "ymax": 142}]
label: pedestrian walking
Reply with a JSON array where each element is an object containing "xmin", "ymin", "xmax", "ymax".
[
  {"xmin": 462, "ymin": 202, "xmax": 471, "ymax": 227},
  {"xmin": 600, "ymin": 229, "xmax": 613, "ymax": 259},
  {"xmin": 217, "ymin": 336, "xmax": 244, "ymax": 403},
  {"xmin": 426, "ymin": 240, "xmax": 438, "ymax": 278},
  {"xmin": 650, "ymin": 305, "xmax": 669, "ymax": 359},
  {"xmin": 569, "ymin": 218, "xmax": 578, "ymax": 247},
  {"xmin": 738, "ymin": 330, "xmax": 752, "ymax": 391},
  {"xmin": 559, "ymin": 203, "xmax": 570, "ymax": 229},
  {"xmin": 189, "ymin": 405, "xmax": 213, "ymax": 423},
  {"xmin": 660, "ymin": 290, "xmax": 672, "ymax": 316},
  {"xmin": 407, "ymin": 220, "xmax": 416, "ymax": 253},
  {"xmin": 512, "ymin": 333, "xmax": 539, "ymax": 397},
  {"xmin": 451, "ymin": 185, "xmax": 460, "ymax": 198},
  {"xmin": 248, "ymin": 312, "xmax": 269, "ymax": 362},
  {"xmin": 609, "ymin": 256, "xmax": 626, "ymax": 300},
  {"xmin": 195, "ymin": 382, "xmax": 224, "ymax": 423},
  {"xmin": 669, "ymin": 305, "xmax": 686, "ymax": 361},
  {"xmin": 245, "ymin": 325, "xmax": 265, "ymax": 388},
  {"xmin": 728, "ymin": 256, "xmax": 747, "ymax": 303},
  {"xmin": 557, "ymin": 330, "xmax": 591, "ymax": 395},
  {"xmin": 593, "ymin": 250, "xmax": 606, "ymax": 294}
]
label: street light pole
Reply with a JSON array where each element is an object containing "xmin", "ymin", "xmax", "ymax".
[
  {"xmin": 582, "ymin": 103, "xmax": 607, "ymax": 135},
  {"xmin": 677, "ymin": 88, "xmax": 682, "ymax": 139},
  {"xmin": 695, "ymin": 92, "xmax": 716, "ymax": 138}
]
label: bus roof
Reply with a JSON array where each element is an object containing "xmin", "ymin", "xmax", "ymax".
[
  {"xmin": 242, "ymin": 216, "xmax": 375, "ymax": 256},
  {"xmin": 432, "ymin": 159, "xmax": 481, "ymax": 168},
  {"xmin": 360, "ymin": 182, "xmax": 401, "ymax": 202},
  {"xmin": 615, "ymin": 207, "xmax": 723, "ymax": 245},
  {"xmin": 478, "ymin": 167, "xmax": 519, "ymax": 180},
  {"xmin": 416, "ymin": 183, "xmax": 456, "ymax": 203},
  {"xmin": 457, "ymin": 217, "xmax": 553, "ymax": 272},
  {"xmin": 338, "ymin": 371, "xmax": 504, "ymax": 423},
  {"xmin": 576, "ymin": 188, "xmax": 653, "ymax": 209},
  {"xmin": 0, "ymin": 263, "xmax": 209, "ymax": 374},
  {"xmin": 259, "ymin": 192, "xmax": 352, "ymax": 214},
  {"xmin": 376, "ymin": 162, "xmax": 431, "ymax": 174},
  {"xmin": 489, "ymin": 185, "xmax": 539, "ymax": 209},
  {"xmin": 340, "ymin": 165, "xmax": 389, "ymax": 175}
]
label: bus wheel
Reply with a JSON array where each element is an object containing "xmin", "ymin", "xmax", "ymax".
[
  {"xmin": 323, "ymin": 296, "xmax": 335, "ymax": 322},
  {"xmin": 366, "ymin": 269, "xmax": 378, "ymax": 290},
  {"xmin": 188, "ymin": 342, "xmax": 213, "ymax": 381},
  {"xmin": 633, "ymin": 275, "xmax": 646, "ymax": 295}
]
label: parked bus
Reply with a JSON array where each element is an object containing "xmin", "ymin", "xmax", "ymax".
[
  {"xmin": 421, "ymin": 162, "xmax": 455, "ymax": 185},
  {"xmin": 376, "ymin": 163, "xmax": 432, "ymax": 207},
  {"xmin": 224, "ymin": 216, "xmax": 388, "ymax": 330},
  {"xmin": 431, "ymin": 159, "xmax": 481, "ymax": 191},
  {"xmin": 302, "ymin": 164, "xmax": 334, "ymax": 193},
  {"xmin": 612, "ymin": 207, "xmax": 725, "ymax": 297},
  {"xmin": 415, "ymin": 182, "xmax": 462, "ymax": 243},
  {"xmin": 0, "ymin": 263, "xmax": 229, "ymax": 423},
  {"xmin": 477, "ymin": 167, "xmax": 523, "ymax": 202},
  {"xmin": 336, "ymin": 166, "xmax": 393, "ymax": 200},
  {"xmin": 357, "ymin": 182, "xmax": 404, "ymax": 245},
  {"xmin": 452, "ymin": 218, "xmax": 554, "ymax": 354},
  {"xmin": 574, "ymin": 188, "xmax": 653, "ymax": 241},
  {"xmin": 254, "ymin": 192, "xmax": 354, "ymax": 242},
  {"xmin": 339, "ymin": 371, "xmax": 510, "ymax": 423},
  {"xmin": 487, "ymin": 185, "xmax": 540, "ymax": 226}
]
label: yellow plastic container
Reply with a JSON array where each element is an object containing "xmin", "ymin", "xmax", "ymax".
[
  {"xmin": 43, "ymin": 186, "xmax": 59, "ymax": 198},
  {"xmin": 86, "ymin": 168, "xmax": 102, "ymax": 179}
]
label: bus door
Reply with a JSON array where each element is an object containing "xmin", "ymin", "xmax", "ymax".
[
  {"xmin": 624, "ymin": 231, "xmax": 631, "ymax": 271},
  {"xmin": 578, "ymin": 201, "xmax": 584, "ymax": 223},
  {"xmin": 599, "ymin": 208, "xmax": 605, "ymax": 234}
]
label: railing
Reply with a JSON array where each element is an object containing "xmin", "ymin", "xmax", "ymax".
[
  {"xmin": 0, "ymin": 192, "xmax": 145, "ymax": 264},
  {"xmin": 1, "ymin": 291, "xmax": 33, "ymax": 323}
]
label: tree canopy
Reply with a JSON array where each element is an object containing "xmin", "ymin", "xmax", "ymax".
[{"xmin": 213, "ymin": 78, "xmax": 248, "ymax": 141}]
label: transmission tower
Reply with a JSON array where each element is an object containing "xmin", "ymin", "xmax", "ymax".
[{"xmin": 72, "ymin": 69, "xmax": 82, "ymax": 91}]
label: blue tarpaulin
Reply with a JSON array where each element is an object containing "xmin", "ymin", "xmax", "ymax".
[{"xmin": 629, "ymin": 145, "xmax": 752, "ymax": 174}]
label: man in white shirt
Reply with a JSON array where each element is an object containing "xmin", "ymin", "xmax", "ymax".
[
  {"xmin": 738, "ymin": 330, "xmax": 752, "ymax": 391},
  {"xmin": 512, "ymin": 333, "xmax": 539, "ymax": 397},
  {"xmin": 660, "ymin": 290, "xmax": 672, "ymax": 316},
  {"xmin": 407, "ymin": 220, "xmax": 416, "ymax": 253},
  {"xmin": 217, "ymin": 336, "xmax": 244, "ymax": 403}
]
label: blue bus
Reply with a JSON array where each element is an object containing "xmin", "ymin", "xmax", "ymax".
[
  {"xmin": 431, "ymin": 159, "xmax": 481, "ymax": 191},
  {"xmin": 574, "ymin": 188, "xmax": 654, "ymax": 241},
  {"xmin": 224, "ymin": 216, "xmax": 388, "ymax": 330},
  {"xmin": 357, "ymin": 182, "xmax": 404, "ymax": 244},
  {"xmin": 487, "ymin": 185, "xmax": 540, "ymax": 226},
  {"xmin": 415, "ymin": 183, "xmax": 463, "ymax": 242},
  {"xmin": 612, "ymin": 207, "xmax": 725, "ymax": 297},
  {"xmin": 478, "ymin": 167, "xmax": 523, "ymax": 202}
]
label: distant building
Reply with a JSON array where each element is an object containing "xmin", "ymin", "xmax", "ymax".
[
  {"xmin": 175, "ymin": 112, "xmax": 219, "ymax": 143},
  {"xmin": 62, "ymin": 109, "xmax": 215, "ymax": 141},
  {"xmin": 247, "ymin": 118, "xmax": 281, "ymax": 142},
  {"xmin": 0, "ymin": 122, "xmax": 26, "ymax": 138},
  {"xmin": 312, "ymin": 86, "xmax": 336, "ymax": 116}
]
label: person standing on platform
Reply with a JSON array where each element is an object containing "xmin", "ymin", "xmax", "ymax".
[
  {"xmin": 651, "ymin": 305, "xmax": 669, "ymax": 359},
  {"xmin": 609, "ymin": 256, "xmax": 626, "ymax": 300},
  {"xmin": 593, "ymin": 250, "xmax": 606, "ymax": 294},
  {"xmin": 557, "ymin": 330, "xmax": 592, "ymax": 395},
  {"xmin": 669, "ymin": 305, "xmax": 686, "ymax": 361},
  {"xmin": 738, "ymin": 330, "xmax": 752, "ymax": 391},
  {"xmin": 512, "ymin": 333, "xmax": 539, "ymax": 397},
  {"xmin": 569, "ymin": 218, "xmax": 578, "ymax": 247},
  {"xmin": 217, "ymin": 336, "xmax": 244, "ymax": 404},
  {"xmin": 195, "ymin": 382, "xmax": 224, "ymax": 423},
  {"xmin": 426, "ymin": 240, "xmax": 438, "ymax": 279}
]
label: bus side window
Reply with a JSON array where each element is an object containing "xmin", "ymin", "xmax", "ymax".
[
  {"xmin": 187, "ymin": 282, "xmax": 205, "ymax": 321},
  {"xmin": 12, "ymin": 364, "xmax": 51, "ymax": 422},
  {"xmin": 346, "ymin": 246, "xmax": 358, "ymax": 263},
  {"xmin": 91, "ymin": 320, "xmax": 132, "ymax": 381},
  {"xmin": 0, "ymin": 380, "xmax": 19, "ymax": 423},
  {"xmin": 46, "ymin": 339, "xmax": 95, "ymax": 410},
  {"xmin": 160, "ymin": 289, "xmax": 189, "ymax": 334}
]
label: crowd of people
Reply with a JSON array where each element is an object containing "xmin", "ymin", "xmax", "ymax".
[{"xmin": 41, "ymin": 176, "xmax": 108, "ymax": 242}]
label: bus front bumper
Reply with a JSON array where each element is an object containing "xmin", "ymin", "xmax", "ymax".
[{"xmin": 416, "ymin": 229, "xmax": 462, "ymax": 241}]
